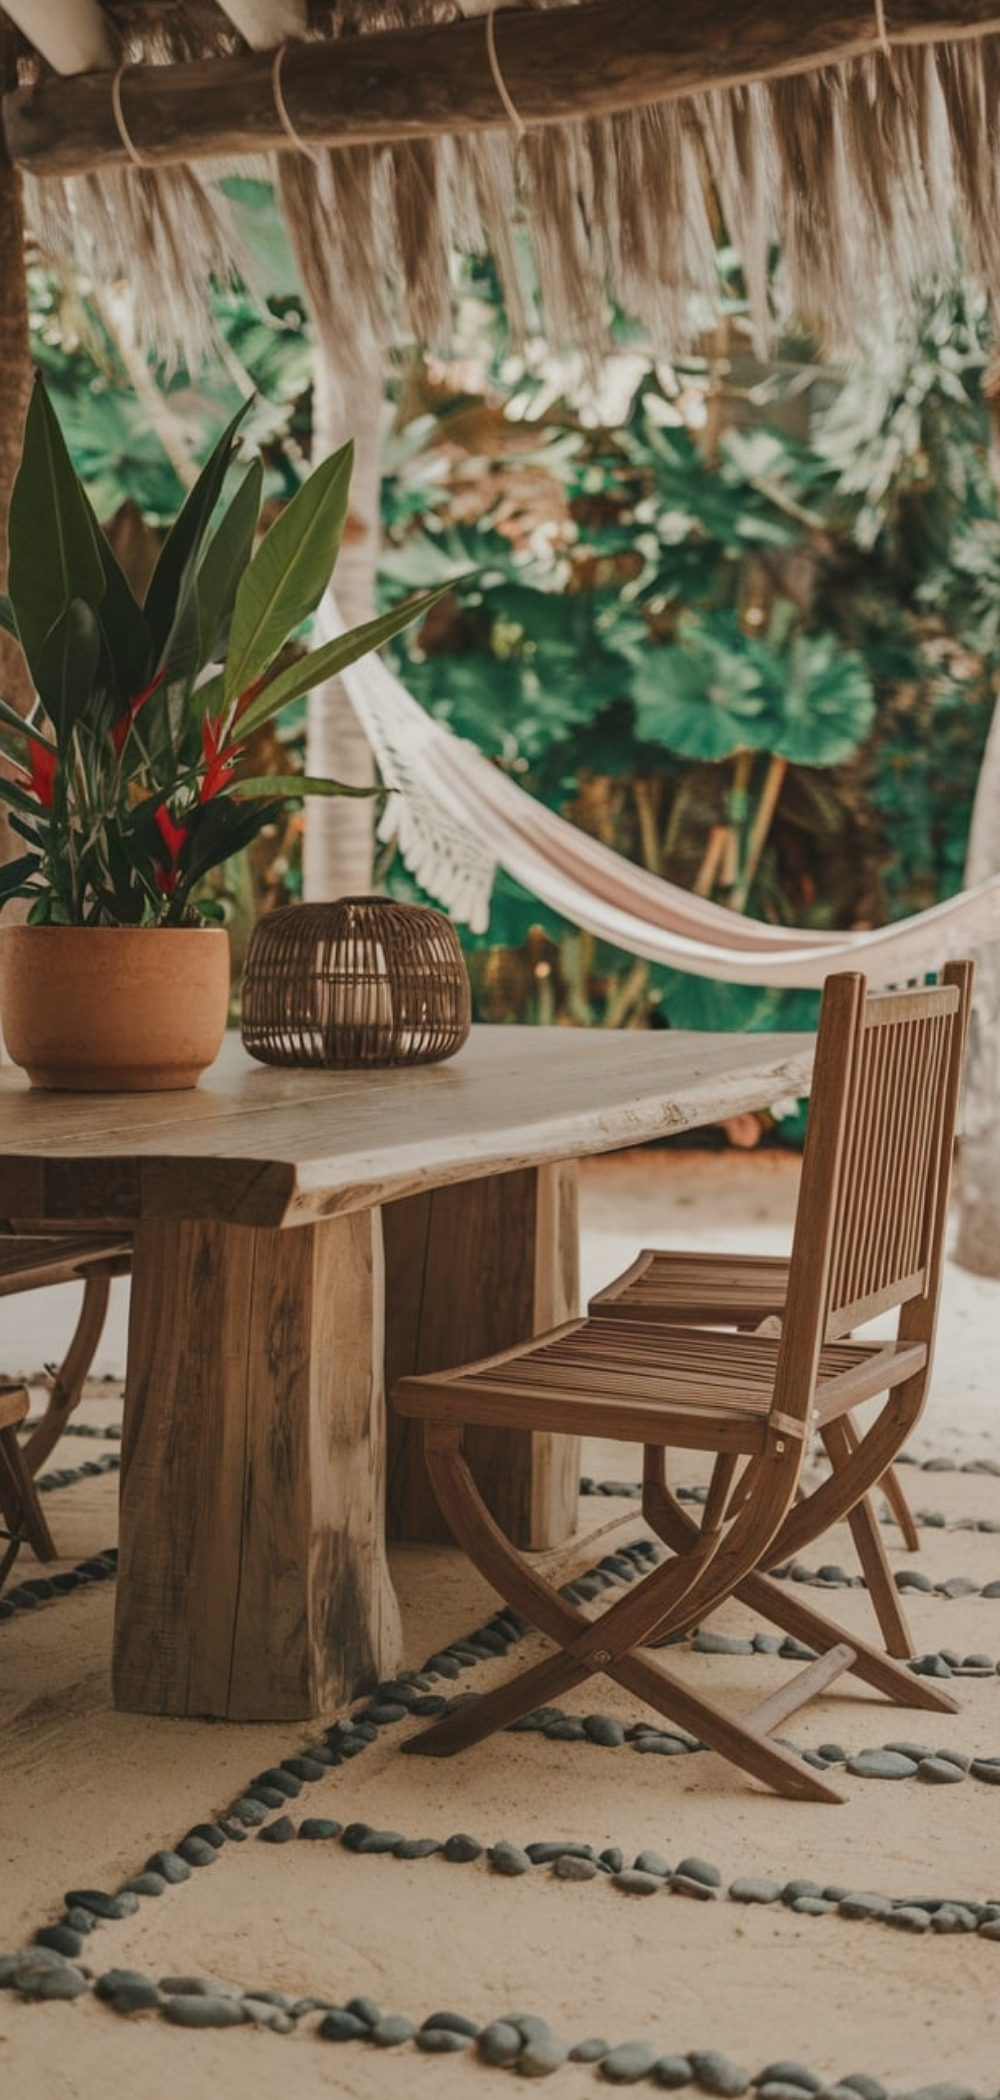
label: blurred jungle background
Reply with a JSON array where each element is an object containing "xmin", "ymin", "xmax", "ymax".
[{"xmin": 29, "ymin": 179, "xmax": 1000, "ymax": 1143}]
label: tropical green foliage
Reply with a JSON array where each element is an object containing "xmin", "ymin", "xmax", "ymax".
[{"xmin": 0, "ymin": 377, "xmax": 441, "ymax": 926}]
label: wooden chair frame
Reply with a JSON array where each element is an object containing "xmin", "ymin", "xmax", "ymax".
[
  {"xmin": 392, "ymin": 963, "xmax": 972, "ymax": 1802},
  {"xmin": 0, "ymin": 1230, "xmax": 131, "ymax": 1475},
  {"xmin": 0, "ymin": 1381, "xmax": 55, "ymax": 1592}
]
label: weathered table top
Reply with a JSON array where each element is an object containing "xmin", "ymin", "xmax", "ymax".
[{"xmin": 0, "ymin": 1024, "xmax": 815, "ymax": 1230}]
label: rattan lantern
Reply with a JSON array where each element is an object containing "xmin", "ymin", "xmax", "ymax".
[{"xmin": 240, "ymin": 898, "xmax": 472, "ymax": 1068}]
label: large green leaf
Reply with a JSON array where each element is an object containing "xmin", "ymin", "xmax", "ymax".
[
  {"xmin": 34, "ymin": 601, "xmax": 103, "ymax": 744},
  {"xmin": 0, "ymin": 851, "xmax": 42, "ymax": 902},
  {"xmin": 143, "ymin": 397, "xmax": 253, "ymax": 656},
  {"xmin": 7, "ymin": 373, "xmax": 107, "ymax": 690},
  {"xmin": 231, "ymin": 585, "xmax": 449, "ymax": 742},
  {"xmin": 223, "ymin": 440, "xmax": 354, "ymax": 704},
  {"xmin": 0, "ymin": 695, "xmax": 55, "ymax": 750},
  {"xmin": 196, "ymin": 460, "xmax": 263, "ymax": 666}
]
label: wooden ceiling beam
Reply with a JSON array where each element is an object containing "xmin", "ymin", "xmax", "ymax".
[
  {"xmin": 0, "ymin": 0, "xmax": 116, "ymax": 76},
  {"xmin": 6, "ymin": 0, "xmax": 1000, "ymax": 178}
]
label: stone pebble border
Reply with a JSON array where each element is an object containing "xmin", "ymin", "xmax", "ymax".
[{"xmin": 5, "ymin": 1560, "xmax": 1000, "ymax": 2093}]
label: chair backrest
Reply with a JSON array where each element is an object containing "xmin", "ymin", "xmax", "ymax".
[{"xmin": 770, "ymin": 960, "xmax": 972, "ymax": 1428}]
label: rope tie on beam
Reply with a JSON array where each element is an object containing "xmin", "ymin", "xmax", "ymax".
[
  {"xmin": 485, "ymin": 8, "xmax": 526, "ymax": 136},
  {"xmin": 873, "ymin": 0, "xmax": 892, "ymax": 50},
  {"xmin": 271, "ymin": 43, "xmax": 325, "ymax": 165},
  {"xmin": 110, "ymin": 66, "xmax": 159, "ymax": 170}
]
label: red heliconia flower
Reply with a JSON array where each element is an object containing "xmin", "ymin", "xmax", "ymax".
[
  {"xmin": 110, "ymin": 667, "xmax": 167, "ymax": 757},
  {"xmin": 198, "ymin": 714, "xmax": 241, "ymax": 805},
  {"xmin": 16, "ymin": 737, "xmax": 57, "ymax": 808},
  {"xmin": 153, "ymin": 804, "xmax": 188, "ymax": 894}
]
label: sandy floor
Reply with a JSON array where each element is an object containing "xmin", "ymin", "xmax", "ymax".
[{"xmin": 2, "ymin": 1149, "xmax": 1000, "ymax": 2099}]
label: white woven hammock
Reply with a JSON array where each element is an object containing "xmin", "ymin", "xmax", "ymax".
[{"xmin": 324, "ymin": 593, "xmax": 1000, "ymax": 991}]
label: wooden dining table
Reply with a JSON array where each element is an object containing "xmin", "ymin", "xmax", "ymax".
[{"xmin": 0, "ymin": 1023, "xmax": 815, "ymax": 1722}]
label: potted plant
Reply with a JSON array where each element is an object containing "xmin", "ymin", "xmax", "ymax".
[{"xmin": 0, "ymin": 376, "xmax": 442, "ymax": 1089}]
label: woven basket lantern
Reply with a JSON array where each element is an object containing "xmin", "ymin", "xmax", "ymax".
[{"xmin": 240, "ymin": 898, "xmax": 472, "ymax": 1068}]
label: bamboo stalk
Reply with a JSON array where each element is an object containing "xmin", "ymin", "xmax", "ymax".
[
  {"xmin": 730, "ymin": 753, "xmax": 789, "ymax": 911},
  {"xmin": 7, "ymin": 0, "xmax": 1000, "ymax": 179}
]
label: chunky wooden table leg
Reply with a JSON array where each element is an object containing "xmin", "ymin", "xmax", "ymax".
[
  {"xmin": 113, "ymin": 1209, "xmax": 401, "ymax": 1720},
  {"xmin": 383, "ymin": 1162, "xmax": 580, "ymax": 1549}
]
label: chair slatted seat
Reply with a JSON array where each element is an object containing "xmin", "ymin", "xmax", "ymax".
[{"xmin": 391, "ymin": 962, "xmax": 972, "ymax": 1802}]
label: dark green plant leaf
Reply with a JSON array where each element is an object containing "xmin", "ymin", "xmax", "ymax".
[
  {"xmin": 196, "ymin": 460, "xmax": 263, "ymax": 666},
  {"xmin": 223, "ymin": 439, "xmax": 354, "ymax": 703},
  {"xmin": 143, "ymin": 396, "xmax": 253, "ymax": 655},
  {"xmin": 8, "ymin": 372, "xmax": 107, "ymax": 687},
  {"xmin": 34, "ymin": 599, "xmax": 103, "ymax": 744},
  {"xmin": 232, "ymin": 585, "xmax": 451, "ymax": 741}
]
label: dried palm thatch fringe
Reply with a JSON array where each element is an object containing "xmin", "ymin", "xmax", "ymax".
[{"xmin": 11, "ymin": 3, "xmax": 1000, "ymax": 362}]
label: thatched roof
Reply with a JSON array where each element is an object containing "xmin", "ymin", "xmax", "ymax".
[{"xmin": 4, "ymin": 2, "xmax": 1000, "ymax": 365}]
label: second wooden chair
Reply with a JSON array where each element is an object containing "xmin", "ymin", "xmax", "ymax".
[{"xmin": 392, "ymin": 962, "xmax": 972, "ymax": 1801}]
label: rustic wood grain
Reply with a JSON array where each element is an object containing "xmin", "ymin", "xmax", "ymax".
[
  {"xmin": 383, "ymin": 1162, "xmax": 579, "ymax": 1548},
  {"xmin": 0, "ymin": 1026, "xmax": 816, "ymax": 1228},
  {"xmin": 6, "ymin": 1, "xmax": 1000, "ymax": 177},
  {"xmin": 114, "ymin": 1211, "xmax": 400, "ymax": 1720}
]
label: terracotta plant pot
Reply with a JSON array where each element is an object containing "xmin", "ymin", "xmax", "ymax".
[{"xmin": 0, "ymin": 924, "xmax": 231, "ymax": 1091}]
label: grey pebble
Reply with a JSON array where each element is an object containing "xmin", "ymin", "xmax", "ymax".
[
  {"xmin": 417, "ymin": 2028, "xmax": 473, "ymax": 2052},
  {"xmin": 634, "ymin": 1850, "xmax": 671, "ymax": 1879},
  {"xmin": 159, "ymin": 1975, "xmax": 243, "ymax": 1999},
  {"xmin": 175, "ymin": 1836, "xmax": 218, "ymax": 1867},
  {"xmin": 34, "ymin": 1926, "xmax": 83, "ymax": 1958},
  {"xmin": 601, "ymin": 2039, "xmax": 660, "ymax": 2082},
  {"xmin": 885, "ymin": 1905, "xmax": 932, "ymax": 1932},
  {"xmin": 816, "ymin": 1745, "xmax": 847, "ymax": 1764},
  {"xmin": 935, "ymin": 1576, "xmax": 979, "ymax": 1598},
  {"xmin": 186, "ymin": 1822, "xmax": 226, "ymax": 1849},
  {"xmin": 633, "ymin": 1735, "xmax": 692, "ymax": 1757},
  {"xmin": 932, "ymin": 1748, "xmax": 970, "ymax": 1770},
  {"xmin": 479, "ymin": 2019, "xmax": 525, "ymax": 2065},
  {"xmin": 930, "ymin": 1905, "xmax": 980, "ymax": 1933},
  {"xmin": 976, "ymin": 1918, "xmax": 1000, "ymax": 1939},
  {"xmin": 422, "ymin": 2010, "xmax": 481, "ymax": 2038},
  {"xmin": 298, "ymin": 1818, "xmax": 342, "ymax": 1840},
  {"xmin": 253, "ymin": 1767, "xmax": 301, "ymax": 1798},
  {"xmin": 393, "ymin": 1837, "xmax": 442, "ymax": 1860},
  {"xmin": 675, "ymin": 1856, "xmax": 722, "ymax": 1887},
  {"xmin": 970, "ymin": 1758, "xmax": 1000, "ymax": 1785},
  {"xmin": 758, "ymin": 2086, "xmax": 819, "ymax": 2100},
  {"xmin": 838, "ymin": 2075, "xmax": 888, "ymax": 2100},
  {"xmin": 752, "ymin": 1635, "xmax": 783, "ymax": 1654},
  {"xmin": 910, "ymin": 1654, "xmax": 954, "ymax": 1678},
  {"xmin": 653, "ymin": 2057, "xmax": 695, "ymax": 2088},
  {"xmin": 601, "ymin": 1849, "xmax": 625, "ymax": 1873},
  {"xmin": 259, "ymin": 1816, "xmax": 297, "ymax": 1844},
  {"xmin": 96, "ymin": 1969, "xmax": 162, "ymax": 2013},
  {"xmin": 352, "ymin": 1828, "xmax": 405, "ymax": 1854},
  {"xmin": 345, "ymin": 1994, "xmax": 381, "ymax": 2025},
  {"xmin": 692, "ymin": 1633, "xmax": 754, "ymax": 1655},
  {"xmin": 612, "ymin": 1870, "xmax": 664, "ymax": 1896},
  {"xmin": 361, "ymin": 1702, "xmax": 409, "ymax": 1725},
  {"xmin": 687, "ymin": 2049, "xmax": 751, "ymax": 2095},
  {"xmin": 122, "ymin": 1873, "xmax": 167, "ymax": 1898},
  {"xmin": 570, "ymin": 2037, "xmax": 612, "ymax": 2062},
  {"xmin": 65, "ymin": 1887, "xmax": 138, "ymax": 1920},
  {"xmin": 544, "ymin": 1718, "xmax": 587, "ymax": 1741},
  {"xmin": 318, "ymin": 2009, "xmax": 370, "ymax": 2041},
  {"xmin": 894, "ymin": 1570, "xmax": 934, "ymax": 1592},
  {"xmin": 837, "ymin": 1893, "xmax": 893, "ymax": 1920},
  {"xmin": 442, "ymin": 1833, "xmax": 483, "ymax": 1862},
  {"xmin": 526, "ymin": 1841, "xmax": 595, "ymax": 1864},
  {"xmin": 791, "ymin": 1897, "xmax": 838, "ymax": 1915},
  {"xmin": 226, "ymin": 1798, "xmax": 270, "ymax": 1828},
  {"xmin": 62, "ymin": 1907, "xmax": 97, "ymax": 1934},
  {"xmin": 242, "ymin": 2000, "xmax": 292, "ymax": 2031},
  {"xmin": 553, "ymin": 1855, "xmax": 598, "ymax": 1881},
  {"xmin": 846, "ymin": 1750, "xmax": 917, "ymax": 1779},
  {"xmin": 489, "ymin": 1842, "xmax": 532, "ymax": 1876},
  {"xmin": 584, "ymin": 1715, "xmax": 626, "ymax": 1747},
  {"xmin": 371, "ymin": 2013, "xmax": 416, "ymax": 2046},
  {"xmin": 17, "ymin": 1963, "xmax": 89, "ymax": 2001},
  {"xmin": 917, "ymin": 1756, "xmax": 965, "ymax": 1784},
  {"xmin": 164, "ymin": 1995, "xmax": 247, "ymax": 2028},
  {"xmin": 519, "ymin": 2036, "xmax": 571, "ymax": 2075},
  {"xmin": 730, "ymin": 1879, "xmax": 782, "ymax": 1905},
  {"xmin": 756, "ymin": 2068, "xmax": 823, "ymax": 2094},
  {"xmin": 781, "ymin": 1880, "xmax": 822, "ymax": 1905},
  {"xmin": 508, "ymin": 2015, "xmax": 552, "ymax": 2045}
]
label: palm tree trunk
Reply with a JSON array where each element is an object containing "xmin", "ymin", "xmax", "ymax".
[
  {"xmin": 303, "ymin": 353, "xmax": 384, "ymax": 900},
  {"xmin": 0, "ymin": 38, "xmax": 37, "ymax": 1062},
  {"xmin": 953, "ymin": 689, "xmax": 1000, "ymax": 1275}
]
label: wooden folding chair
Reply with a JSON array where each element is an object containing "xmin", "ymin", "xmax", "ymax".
[
  {"xmin": 0, "ymin": 1231, "xmax": 131, "ymax": 1474},
  {"xmin": 0, "ymin": 1381, "xmax": 56, "ymax": 1593},
  {"xmin": 392, "ymin": 963, "xmax": 972, "ymax": 1802}
]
